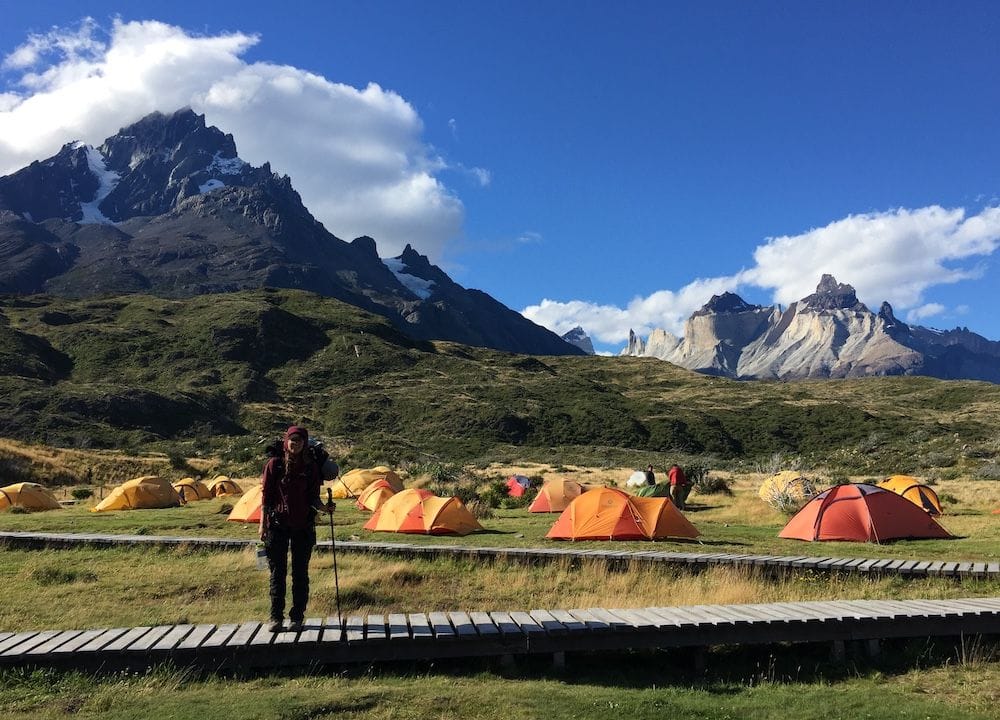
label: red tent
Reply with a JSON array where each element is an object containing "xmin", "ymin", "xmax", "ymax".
[
  {"xmin": 506, "ymin": 475, "xmax": 531, "ymax": 497},
  {"xmin": 779, "ymin": 483, "xmax": 951, "ymax": 543}
]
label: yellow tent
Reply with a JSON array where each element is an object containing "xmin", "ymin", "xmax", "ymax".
[
  {"xmin": 327, "ymin": 466, "xmax": 402, "ymax": 499},
  {"xmin": 758, "ymin": 471, "xmax": 818, "ymax": 505},
  {"xmin": 92, "ymin": 476, "xmax": 181, "ymax": 512},
  {"xmin": 207, "ymin": 476, "xmax": 243, "ymax": 497},
  {"xmin": 172, "ymin": 477, "xmax": 212, "ymax": 503},
  {"xmin": 878, "ymin": 475, "xmax": 943, "ymax": 516},
  {"xmin": 356, "ymin": 479, "xmax": 398, "ymax": 512},
  {"xmin": 227, "ymin": 486, "xmax": 263, "ymax": 523},
  {"xmin": 363, "ymin": 488, "xmax": 482, "ymax": 535},
  {"xmin": 528, "ymin": 478, "xmax": 591, "ymax": 512},
  {"xmin": 0, "ymin": 483, "xmax": 63, "ymax": 511}
]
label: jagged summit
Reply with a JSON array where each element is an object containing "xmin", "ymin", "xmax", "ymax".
[
  {"xmin": 695, "ymin": 291, "xmax": 761, "ymax": 316},
  {"xmin": 561, "ymin": 326, "xmax": 595, "ymax": 354},
  {"xmin": 800, "ymin": 274, "xmax": 868, "ymax": 312},
  {"xmin": 0, "ymin": 109, "xmax": 582, "ymax": 357}
]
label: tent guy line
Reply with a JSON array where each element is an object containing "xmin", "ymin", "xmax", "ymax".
[{"xmin": 1, "ymin": 531, "xmax": 997, "ymax": 580}]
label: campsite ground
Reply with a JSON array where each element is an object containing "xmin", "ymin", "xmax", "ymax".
[{"xmin": 1, "ymin": 458, "xmax": 998, "ymax": 719}]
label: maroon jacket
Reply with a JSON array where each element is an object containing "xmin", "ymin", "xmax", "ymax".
[{"xmin": 260, "ymin": 455, "xmax": 322, "ymax": 531}]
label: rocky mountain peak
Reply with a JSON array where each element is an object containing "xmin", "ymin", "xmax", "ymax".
[
  {"xmin": 695, "ymin": 291, "xmax": 760, "ymax": 316},
  {"xmin": 561, "ymin": 326, "xmax": 595, "ymax": 354},
  {"xmin": 801, "ymin": 274, "xmax": 868, "ymax": 312}
]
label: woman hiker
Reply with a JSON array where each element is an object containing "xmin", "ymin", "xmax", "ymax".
[{"xmin": 260, "ymin": 425, "xmax": 330, "ymax": 633}]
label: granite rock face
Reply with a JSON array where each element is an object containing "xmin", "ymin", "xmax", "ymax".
[
  {"xmin": 0, "ymin": 109, "xmax": 580, "ymax": 356},
  {"xmin": 623, "ymin": 275, "xmax": 1000, "ymax": 382}
]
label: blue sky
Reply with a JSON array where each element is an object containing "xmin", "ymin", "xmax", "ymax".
[{"xmin": 2, "ymin": 1, "xmax": 999, "ymax": 353}]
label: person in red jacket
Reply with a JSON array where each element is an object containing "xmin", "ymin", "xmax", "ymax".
[
  {"xmin": 260, "ymin": 425, "xmax": 329, "ymax": 633},
  {"xmin": 668, "ymin": 464, "xmax": 690, "ymax": 510}
]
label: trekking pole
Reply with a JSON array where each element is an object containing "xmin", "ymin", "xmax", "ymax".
[{"xmin": 326, "ymin": 488, "xmax": 344, "ymax": 637}]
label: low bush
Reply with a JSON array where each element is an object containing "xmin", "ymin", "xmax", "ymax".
[{"xmin": 71, "ymin": 487, "xmax": 93, "ymax": 501}]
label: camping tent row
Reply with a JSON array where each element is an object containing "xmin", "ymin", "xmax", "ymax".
[
  {"xmin": 228, "ymin": 473, "xmax": 405, "ymax": 523},
  {"xmin": 327, "ymin": 466, "xmax": 402, "ymax": 499},
  {"xmin": 0, "ymin": 483, "xmax": 62, "ymax": 511},
  {"xmin": 92, "ymin": 476, "xmax": 181, "ymax": 512}
]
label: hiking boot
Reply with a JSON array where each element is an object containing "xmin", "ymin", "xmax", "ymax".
[
  {"xmin": 267, "ymin": 619, "xmax": 282, "ymax": 633},
  {"xmin": 288, "ymin": 620, "xmax": 303, "ymax": 633}
]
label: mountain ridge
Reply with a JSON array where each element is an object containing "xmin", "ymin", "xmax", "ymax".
[
  {"xmin": 0, "ymin": 109, "xmax": 581, "ymax": 357},
  {"xmin": 622, "ymin": 274, "xmax": 1000, "ymax": 382}
]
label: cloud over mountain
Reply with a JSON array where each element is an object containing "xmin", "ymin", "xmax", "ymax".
[
  {"xmin": 524, "ymin": 205, "xmax": 1000, "ymax": 345},
  {"xmin": 0, "ymin": 17, "xmax": 462, "ymax": 259}
]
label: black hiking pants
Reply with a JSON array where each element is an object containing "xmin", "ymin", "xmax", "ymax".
[{"xmin": 265, "ymin": 524, "xmax": 316, "ymax": 623}]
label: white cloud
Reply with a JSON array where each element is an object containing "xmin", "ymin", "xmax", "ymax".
[
  {"xmin": 525, "ymin": 205, "xmax": 1000, "ymax": 346},
  {"xmin": 0, "ymin": 18, "xmax": 464, "ymax": 259},
  {"xmin": 905, "ymin": 303, "xmax": 946, "ymax": 323}
]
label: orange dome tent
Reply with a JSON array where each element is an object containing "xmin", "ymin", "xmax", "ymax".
[
  {"xmin": 0, "ymin": 482, "xmax": 62, "ymax": 511},
  {"xmin": 878, "ymin": 475, "xmax": 943, "ymax": 516},
  {"xmin": 779, "ymin": 483, "xmax": 951, "ymax": 543},
  {"xmin": 172, "ymin": 477, "xmax": 212, "ymax": 503},
  {"xmin": 529, "ymin": 478, "xmax": 589, "ymax": 513},
  {"xmin": 546, "ymin": 487, "xmax": 699, "ymax": 541},
  {"xmin": 227, "ymin": 486, "xmax": 263, "ymax": 523},
  {"xmin": 207, "ymin": 476, "xmax": 243, "ymax": 497},
  {"xmin": 329, "ymin": 466, "xmax": 402, "ymax": 499},
  {"xmin": 364, "ymin": 488, "xmax": 482, "ymax": 535},
  {"xmin": 92, "ymin": 476, "xmax": 181, "ymax": 512},
  {"xmin": 356, "ymin": 479, "xmax": 398, "ymax": 511}
]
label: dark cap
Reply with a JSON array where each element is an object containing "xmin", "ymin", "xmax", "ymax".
[{"xmin": 285, "ymin": 425, "xmax": 308, "ymax": 441}]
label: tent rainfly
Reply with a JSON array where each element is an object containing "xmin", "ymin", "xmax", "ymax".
[
  {"xmin": 329, "ymin": 467, "xmax": 402, "ymax": 499},
  {"xmin": 227, "ymin": 486, "xmax": 263, "ymax": 523},
  {"xmin": 779, "ymin": 483, "xmax": 951, "ymax": 543},
  {"xmin": 172, "ymin": 477, "xmax": 212, "ymax": 503},
  {"xmin": 91, "ymin": 476, "xmax": 181, "ymax": 512},
  {"xmin": 506, "ymin": 475, "xmax": 531, "ymax": 498},
  {"xmin": 547, "ymin": 487, "xmax": 699, "ymax": 541},
  {"xmin": 364, "ymin": 488, "xmax": 482, "ymax": 535},
  {"xmin": 207, "ymin": 476, "xmax": 243, "ymax": 497},
  {"xmin": 878, "ymin": 475, "xmax": 943, "ymax": 516},
  {"xmin": 0, "ymin": 482, "xmax": 63, "ymax": 511},
  {"xmin": 529, "ymin": 478, "xmax": 590, "ymax": 513},
  {"xmin": 356, "ymin": 479, "xmax": 398, "ymax": 512}
]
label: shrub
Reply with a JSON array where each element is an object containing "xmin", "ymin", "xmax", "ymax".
[
  {"xmin": 464, "ymin": 498, "xmax": 494, "ymax": 520},
  {"xmin": 7, "ymin": 505, "xmax": 28, "ymax": 514},
  {"xmin": 973, "ymin": 463, "xmax": 1000, "ymax": 481},
  {"xmin": 938, "ymin": 493, "xmax": 959, "ymax": 505},
  {"xmin": 71, "ymin": 487, "xmax": 94, "ymax": 501},
  {"xmin": 689, "ymin": 466, "xmax": 732, "ymax": 496}
]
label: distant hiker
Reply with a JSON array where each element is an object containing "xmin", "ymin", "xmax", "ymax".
[
  {"xmin": 644, "ymin": 465, "xmax": 656, "ymax": 486},
  {"xmin": 669, "ymin": 464, "xmax": 690, "ymax": 510},
  {"xmin": 260, "ymin": 425, "xmax": 330, "ymax": 633}
]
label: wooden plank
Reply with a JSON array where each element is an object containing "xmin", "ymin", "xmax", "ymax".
[
  {"xmin": 529, "ymin": 609, "xmax": 568, "ymax": 634},
  {"xmin": 547, "ymin": 609, "xmax": 588, "ymax": 632},
  {"xmin": 102, "ymin": 627, "xmax": 153, "ymax": 652},
  {"xmin": 428, "ymin": 612, "xmax": 456, "ymax": 638},
  {"xmin": 25, "ymin": 630, "xmax": 84, "ymax": 656},
  {"xmin": 0, "ymin": 633, "xmax": 12, "ymax": 646},
  {"xmin": 50, "ymin": 628, "xmax": 110, "ymax": 655},
  {"xmin": 468, "ymin": 612, "xmax": 500, "ymax": 636},
  {"xmin": 488, "ymin": 611, "xmax": 523, "ymax": 636},
  {"xmin": 387, "ymin": 613, "xmax": 410, "ymax": 641},
  {"xmin": 198, "ymin": 624, "xmax": 239, "ymax": 649},
  {"xmin": 646, "ymin": 606, "xmax": 705, "ymax": 627},
  {"xmin": 509, "ymin": 611, "xmax": 546, "ymax": 635},
  {"xmin": 604, "ymin": 608, "xmax": 657, "ymax": 630},
  {"xmin": 176, "ymin": 624, "xmax": 217, "ymax": 650},
  {"xmin": 150, "ymin": 625, "xmax": 194, "ymax": 652},
  {"xmin": 126, "ymin": 625, "xmax": 174, "ymax": 652},
  {"xmin": 366, "ymin": 614, "xmax": 387, "ymax": 641},
  {"xmin": 446, "ymin": 612, "xmax": 479, "ymax": 638},
  {"xmin": 226, "ymin": 621, "xmax": 263, "ymax": 647},
  {"xmin": 926, "ymin": 561, "xmax": 946, "ymax": 576},
  {"xmin": 247, "ymin": 622, "xmax": 276, "ymax": 647},
  {"xmin": 297, "ymin": 618, "xmax": 323, "ymax": 644},
  {"xmin": 75, "ymin": 628, "xmax": 129, "ymax": 653},
  {"xmin": 408, "ymin": 613, "xmax": 434, "ymax": 641},
  {"xmin": 333, "ymin": 616, "xmax": 360, "ymax": 643},
  {"xmin": 566, "ymin": 609, "xmax": 610, "ymax": 631},
  {"xmin": 0, "ymin": 632, "xmax": 38, "ymax": 655}
]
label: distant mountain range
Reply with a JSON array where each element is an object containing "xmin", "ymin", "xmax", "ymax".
[
  {"xmin": 0, "ymin": 108, "xmax": 581, "ymax": 357},
  {"xmin": 623, "ymin": 275, "xmax": 1000, "ymax": 382}
]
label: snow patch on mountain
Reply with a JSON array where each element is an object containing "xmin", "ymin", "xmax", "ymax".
[
  {"xmin": 383, "ymin": 257, "xmax": 435, "ymax": 299},
  {"xmin": 78, "ymin": 146, "xmax": 119, "ymax": 224}
]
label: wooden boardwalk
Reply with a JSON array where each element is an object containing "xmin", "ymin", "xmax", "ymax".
[
  {"xmin": 1, "ymin": 598, "xmax": 998, "ymax": 672},
  {"xmin": 2, "ymin": 530, "xmax": 998, "ymax": 580}
]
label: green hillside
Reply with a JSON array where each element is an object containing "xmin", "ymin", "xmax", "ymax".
[{"xmin": 2, "ymin": 289, "xmax": 999, "ymax": 477}]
